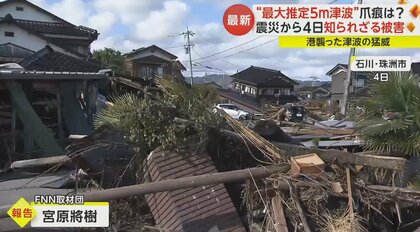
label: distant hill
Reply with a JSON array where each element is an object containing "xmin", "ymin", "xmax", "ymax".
[{"xmin": 186, "ymin": 74, "xmax": 233, "ymax": 89}]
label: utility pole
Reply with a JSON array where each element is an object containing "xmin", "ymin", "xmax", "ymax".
[
  {"xmin": 181, "ymin": 27, "xmax": 194, "ymax": 85},
  {"xmin": 341, "ymin": 0, "xmax": 363, "ymax": 116}
]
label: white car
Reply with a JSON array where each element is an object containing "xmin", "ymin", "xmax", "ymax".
[{"xmin": 216, "ymin": 104, "xmax": 251, "ymax": 120}]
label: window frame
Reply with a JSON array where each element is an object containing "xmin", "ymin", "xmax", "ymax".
[{"xmin": 4, "ymin": 31, "xmax": 15, "ymax": 37}]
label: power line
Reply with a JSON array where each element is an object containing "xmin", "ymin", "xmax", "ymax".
[
  {"xmin": 192, "ymin": 48, "xmax": 232, "ymax": 74},
  {"xmin": 192, "ymin": 36, "xmax": 263, "ymax": 62},
  {"xmin": 181, "ymin": 0, "xmax": 341, "ymax": 66},
  {"xmin": 162, "ymin": 44, "xmax": 187, "ymax": 49},
  {"xmin": 200, "ymin": 38, "xmax": 277, "ymax": 63}
]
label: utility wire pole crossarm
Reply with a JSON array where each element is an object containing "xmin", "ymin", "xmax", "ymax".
[
  {"xmin": 341, "ymin": 0, "xmax": 363, "ymax": 116},
  {"xmin": 181, "ymin": 27, "xmax": 195, "ymax": 85}
]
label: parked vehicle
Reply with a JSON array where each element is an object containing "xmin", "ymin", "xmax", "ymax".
[
  {"xmin": 216, "ymin": 104, "xmax": 252, "ymax": 120},
  {"xmin": 285, "ymin": 106, "xmax": 305, "ymax": 122}
]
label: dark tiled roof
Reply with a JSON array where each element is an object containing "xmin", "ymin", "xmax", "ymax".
[
  {"xmin": 217, "ymin": 89, "xmax": 261, "ymax": 112},
  {"xmin": 19, "ymin": 46, "xmax": 101, "ymax": 72},
  {"xmin": 0, "ymin": 1, "xmax": 98, "ymax": 38},
  {"xmin": 125, "ymin": 45, "xmax": 178, "ymax": 59},
  {"xmin": 0, "ymin": 0, "xmax": 92, "ymax": 30},
  {"xmin": 231, "ymin": 66, "xmax": 297, "ymax": 87},
  {"xmin": 13, "ymin": 18, "xmax": 98, "ymax": 38},
  {"xmin": 326, "ymin": 63, "xmax": 348, "ymax": 76},
  {"xmin": 145, "ymin": 149, "xmax": 246, "ymax": 232},
  {"xmin": 0, "ymin": 15, "xmax": 91, "ymax": 57}
]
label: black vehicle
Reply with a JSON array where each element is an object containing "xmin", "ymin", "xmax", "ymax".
[{"xmin": 286, "ymin": 106, "xmax": 306, "ymax": 122}]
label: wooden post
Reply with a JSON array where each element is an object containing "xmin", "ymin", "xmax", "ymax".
[
  {"xmin": 272, "ymin": 197, "xmax": 289, "ymax": 232},
  {"xmin": 288, "ymin": 181, "xmax": 312, "ymax": 232},
  {"xmin": 346, "ymin": 167, "xmax": 354, "ymax": 231}
]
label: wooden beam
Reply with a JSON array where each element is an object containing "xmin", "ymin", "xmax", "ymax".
[
  {"xmin": 365, "ymin": 185, "xmax": 420, "ymax": 195},
  {"xmin": 10, "ymin": 155, "xmax": 69, "ymax": 169},
  {"xmin": 272, "ymin": 197, "xmax": 289, "ymax": 232},
  {"xmin": 219, "ymin": 130, "xmax": 406, "ymax": 170},
  {"xmin": 346, "ymin": 167, "xmax": 355, "ymax": 231},
  {"xmin": 111, "ymin": 76, "xmax": 159, "ymax": 92},
  {"xmin": 0, "ymin": 164, "xmax": 289, "ymax": 219},
  {"xmin": 6, "ymin": 80, "xmax": 64, "ymax": 156},
  {"xmin": 82, "ymin": 164, "xmax": 289, "ymax": 202},
  {"xmin": 269, "ymin": 140, "xmax": 406, "ymax": 170},
  {"xmin": 288, "ymin": 181, "xmax": 312, "ymax": 232}
]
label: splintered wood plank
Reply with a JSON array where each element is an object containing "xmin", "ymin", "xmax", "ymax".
[{"xmin": 272, "ymin": 197, "xmax": 288, "ymax": 232}]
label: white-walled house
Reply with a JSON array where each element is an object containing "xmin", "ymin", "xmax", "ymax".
[
  {"xmin": 0, "ymin": 0, "xmax": 105, "ymax": 159},
  {"xmin": 0, "ymin": 0, "xmax": 98, "ymax": 63}
]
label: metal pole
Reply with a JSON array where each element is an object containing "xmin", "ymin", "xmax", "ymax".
[
  {"xmin": 186, "ymin": 27, "xmax": 194, "ymax": 85},
  {"xmin": 84, "ymin": 164, "xmax": 287, "ymax": 202},
  {"xmin": 0, "ymin": 165, "xmax": 288, "ymax": 219},
  {"xmin": 341, "ymin": 0, "xmax": 363, "ymax": 116}
]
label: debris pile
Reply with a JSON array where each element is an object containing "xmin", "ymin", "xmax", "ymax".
[
  {"xmin": 1, "ymin": 74, "xmax": 420, "ymax": 232},
  {"xmin": 223, "ymin": 114, "xmax": 420, "ymax": 232}
]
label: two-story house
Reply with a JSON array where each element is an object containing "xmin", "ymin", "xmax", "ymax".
[
  {"xmin": 0, "ymin": 0, "xmax": 98, "ymax": 62},
  {"xmin": 124, "ymin": 45, "xmax": 185, "ymax": 81},
  {"xmin": 231, "ymin": 66, "xmax": 299, "ymax": 104},
  {"xmin": 0, "ymin": 0, "xmax": 106, "ymax": 158},
  {"xmin": 326, "ymin": 63, "xmax": 370, "ymax": 106}
]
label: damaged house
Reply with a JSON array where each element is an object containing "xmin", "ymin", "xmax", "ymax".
[
  {"xmin": 218, "ymin": 66, "xmax": 299, "ymax": 114},
  {"xmin": 0, "ymin": 0, "xmax": 107, "ymax": 161},
  {"xmin": 124, "ymin": 45, "xmax": 186, "ymax": 81}
]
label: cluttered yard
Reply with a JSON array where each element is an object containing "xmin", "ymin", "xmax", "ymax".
[{"xmin": 1, "ymin": 71, "xmax": 420, "ymax": 232}]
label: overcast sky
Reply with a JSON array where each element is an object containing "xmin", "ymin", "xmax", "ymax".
[{"xmin": 27, "ymin": 0, "xmax": 420, "ymax": 80}]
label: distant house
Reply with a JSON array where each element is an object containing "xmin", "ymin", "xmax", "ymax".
[
  {"xmin": 231, "ymin": 66, "xmax": 298, "ymax": 103},
  {"xmin": 298, "ymin": 86, "xmax": 330, "ymax": 100},
  {"xmin": 124, "ymin": 45, "xmax": 185, "ymax": 81},
  {"xmin": 326, "ymin": 63, "xmax": 370, "ymax": 106},
  {"xmin": 0, "ymin": 0, "xmax": 99, "ymax": 61}
]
